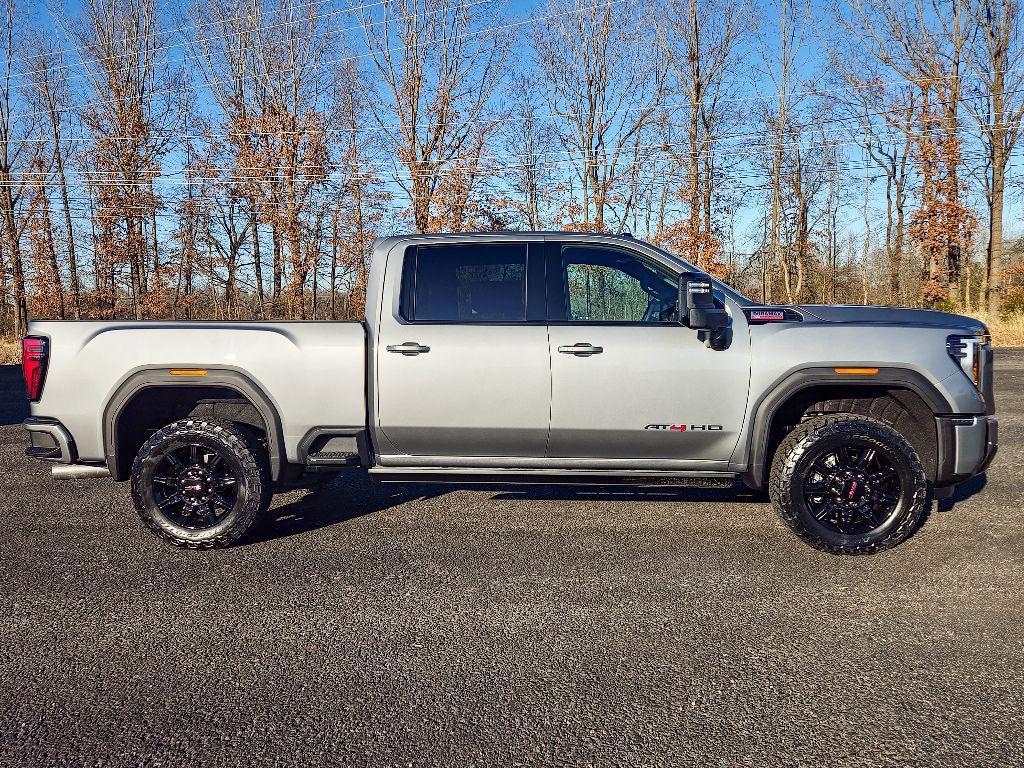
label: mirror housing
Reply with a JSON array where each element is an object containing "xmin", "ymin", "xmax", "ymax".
[{"xmin": 679, "ymin": 273, "xmax": 729, "ymax": 330}]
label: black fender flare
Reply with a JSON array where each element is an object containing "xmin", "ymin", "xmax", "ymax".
[
  {"xmin": 102, "ymin": 367, "xmax": 286, "ymax": 482},
  {"xmin": 740, "ymin": 366, "xmax": 954, "ymax": 489}
]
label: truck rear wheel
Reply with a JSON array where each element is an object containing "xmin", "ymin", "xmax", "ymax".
[
  {"xmin": 130, "ymin": 419, "xmax": 271, "ymax": 549},
  {"xmin": 769, "ymin": 414, "xmax": 928, "ymax": 555}
]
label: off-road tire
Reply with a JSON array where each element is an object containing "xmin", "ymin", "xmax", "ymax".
[
  {"xmin": 130, "ymin": 419, "xmax": 271, "ymax": 549},
  {"xmin": 769, "ymin": 414, "xmax": 928, "ymax": 555}
]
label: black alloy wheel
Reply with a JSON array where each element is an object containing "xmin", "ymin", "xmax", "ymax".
[
  {"xmin": 131, "ymin": 419, "xmax": 271, "ymax": 549},
  {"xmin": 150, "ymin": 442, "xmax": 241, "ymax": 530},
  {"xmin": 769, "ymin": 414, "xmax": 928, "ymax": 554},
  {"xmin": 800, "ymin": 442, "xmax": 903, "ymax": 536}
]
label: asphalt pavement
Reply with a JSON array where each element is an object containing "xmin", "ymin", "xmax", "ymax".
[{"xmin": 0, "ymin": 355, "xmax": 1022, "ymax": 767}]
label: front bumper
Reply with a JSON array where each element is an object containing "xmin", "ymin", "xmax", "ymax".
[
  {"xmin": 935, "ymin": 415, "xmax": 998, "ymax": 487},
  {"xmin": 978, "ymin": 418, "xmax": 999, "ymax": 474}
]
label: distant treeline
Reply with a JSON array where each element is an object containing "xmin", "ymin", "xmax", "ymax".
[{"xmin": 1, "ymin": 0, "xmax": 1024, "ymax": 335}]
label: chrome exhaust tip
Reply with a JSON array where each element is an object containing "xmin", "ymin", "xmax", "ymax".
[{"xmin": 51, "ymin": 464, "xmax": 110, "ymax": 480}]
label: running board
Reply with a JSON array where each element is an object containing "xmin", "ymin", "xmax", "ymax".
[{"xmin": 369, "ymin": 466, "xmax": 737, "ymax": 486}]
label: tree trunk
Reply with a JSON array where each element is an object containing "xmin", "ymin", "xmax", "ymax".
[
  {"xmin": 892, "ymin": 170, "xmax": 906, "ymax": 305},
  {"xmin": 226, "ymin": 234, "xmax": 238, "ymax": 321},
  {"xmin": 50, "ymin": 124, "xmax": 80, "ymax": 319},
  {"xmin": 330, "ymin": 204, "xmax": 339, "ymax": 320},
  {"xmin": 271, "ymin": 224, "xmax": 282, "ymax": 312},
  {"xmin": 687, "ymin": 90, "xmax": 702, "ymax": 268},
  {"xmin": 0, "ymin": 236, "xmax": 9, "ymax": 334},
  {"xmin": 3, "ymin": 201, "xmax": 26, "ymax": 336},
  {"xmin": 44, "ymin": 205, "xmax": 65, "ymax": 319},
  {"xmin": 128, "ymin": 214, "xmax": 143, "ymax": 320},
  {"xmin": 250, "ymin": 205, "xmax": 264, "ymax": 318},
  {"xmin": 149, "ymin": 178, "xmax": 159, "ymax": 287},
  {"xmin": 986, "ymin": 159, "xmax": 1006, "ymax": 314}
]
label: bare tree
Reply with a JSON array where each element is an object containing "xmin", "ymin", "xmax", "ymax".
[
  {"xmin": 331, "ymin": 62, "xmax": 390, "ymax": 318},
  {"xmin": 74, "ymin": 0, "xmax": 179, "ymax": 318},
  {"xmin": 0, "ymin": 0, "xmax": 42, "ymax": 335},
  {"xmin": 244, "ymin": 0, "xmax": 332, "ymax": 318},
  {"xmin": 25, "ymin": 152, "xmax": 64, "ymax": 319},
  {"xmin": 501, "ymin": 75, "xmax": 555, "ymax": 231},
  {"xmin": 755, "ymin": 0, "xmax": 806, "ymax": 303},
  {"xmin": 189, "ymin": 0, "xmax": 265, "ymax": 316},
  {"xmin": 30, "ymin": 39, "xmax": 80, "ymax": 318},
  {"xmin": 357, "ymin": 0, "xmax": 507, "ymax": 233},
  {"xmin": 652, "ymin": 0, "xmax": 745, "ymax": 271},
  {"xmin": 839, "ymin": 0, "xmax": 974, "ymax": 306},
  {"xmin": 825, "ymin": 42, "xmax": 917, "ymax": 304},
  {"xmin": 964, "ymin": 0, "xmax": 1024, "ymax": 313},
  {"xmin": 534, "ymin": 0, "xmax": 664, "ymax": 232}
]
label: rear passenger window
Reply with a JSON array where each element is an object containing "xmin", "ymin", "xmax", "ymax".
[{"xmin": 404, "ymin": 243, "xmax": 527, "ymax": 322}]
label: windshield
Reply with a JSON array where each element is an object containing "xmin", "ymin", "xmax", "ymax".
[
  {"xmin": 706, "ymin": 275, "xmax": 755, "ymax": 307},
  {"xmin": 640, "ymin": 242, "xmax": 756, "ymax": 306}
]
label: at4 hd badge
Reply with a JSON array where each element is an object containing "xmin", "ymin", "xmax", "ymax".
[{"xmin": 645, "ymin": 423, "xmax": 724, "ymax": 431}]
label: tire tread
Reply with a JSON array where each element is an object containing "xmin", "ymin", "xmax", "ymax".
[
  {"xmin": 769, "ymin": 413, "xmax": 928, "ymax": 555},
  {"xmin": 130, "ymin": 419, "xmax": 270, "ymax": 549}
]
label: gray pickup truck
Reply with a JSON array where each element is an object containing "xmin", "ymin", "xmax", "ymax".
[{"xmin": 21, "ymin": 232, "xmax": 997, "ymax": 554}]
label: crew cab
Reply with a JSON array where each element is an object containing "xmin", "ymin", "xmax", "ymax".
[{"xmin": 22, "ymin": 232, "xmax": 997, "ymax": 553}]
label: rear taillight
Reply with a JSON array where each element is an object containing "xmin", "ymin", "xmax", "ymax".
[{"xmin": 22, "ymin": 336, "xmax": 48, "ymax": 402}]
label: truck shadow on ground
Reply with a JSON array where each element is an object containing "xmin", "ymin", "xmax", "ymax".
[
  {"xmin": 250, "ymin": 474, "xmax": 450, "ymax": 544},
  {"xmin": 937, "ymin": 473, "xmax": 987, "ymax": 511},
  {"xmin": 251, "ymin": 471, "xmax": 988, "ymax": 544},
  {"xmin": 497, "ymin": 476, "xmax": 989, "ymax": 511},
  {"xmin": 1, "ymin": 365, "xmax": 28, "ymax": 425},
  {"xmin": 488, "ymin": 482, "xmax": 769, "ymax": 504},
  {"xmin": 249, "ymin": 476, "xmax": 770, "ymax": 544}
]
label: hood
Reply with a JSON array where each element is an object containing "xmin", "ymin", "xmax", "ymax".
[{"xmin": 795, "ymin": 304, "xmax": 987, "ymax": 332}]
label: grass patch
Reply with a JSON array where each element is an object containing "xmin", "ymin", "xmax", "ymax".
[
  {"xmin": 0, "ymin": 338, "xmax": 19, "ymax": 365},
  {"xmin": 968, "ymin": 312, "xmax": 1024, "ymax": 347}
]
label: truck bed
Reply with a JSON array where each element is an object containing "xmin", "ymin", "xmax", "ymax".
[{"xmin": 28, "ymin": 320, "xmax": 367, "ymax": 465}]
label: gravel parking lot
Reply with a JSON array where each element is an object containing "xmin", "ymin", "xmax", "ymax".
[{"xmin": 1, "ymin": 355, "xmax": 1022, "ymax": 767}]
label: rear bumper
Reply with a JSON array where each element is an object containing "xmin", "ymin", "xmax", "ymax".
[
  {"xmin": 23, "ymin": 417, "xmax": 76, "ymax": 463},
  {"xmin": 935, "ymin": 415, "xmax": 998, "ymax": 488}
]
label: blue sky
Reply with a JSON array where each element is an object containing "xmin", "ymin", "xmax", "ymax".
[{"xmin": 25, "ymin": 0, "xmax": 1021, "ymax": 264}]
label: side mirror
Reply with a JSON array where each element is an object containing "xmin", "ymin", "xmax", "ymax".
[{"xmin": 679, "ymin": 273, "xmax": 729, "ymax": 330}]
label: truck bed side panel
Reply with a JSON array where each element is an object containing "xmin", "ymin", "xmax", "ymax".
[{"xmin": 27, "ymin": 321, "xmax": 367, "ymax": 465}]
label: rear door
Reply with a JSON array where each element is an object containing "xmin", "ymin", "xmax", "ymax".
[
  {"xmin": 375, "ymin": 240, "xmax": 551, "ymax": 459},
  {"xmin": 545, "ymin": 241, "xmax": 751, "ymax": 464}
]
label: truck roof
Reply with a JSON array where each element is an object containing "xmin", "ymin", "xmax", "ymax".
[
  {"xmin": 372, "ymin": 230, "xmax": 641, "ymax": 250},
  {"xmin": 369, "ymin": 230, "xmax": 755, "ymax": 307}
]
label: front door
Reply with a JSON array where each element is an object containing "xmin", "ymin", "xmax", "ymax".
[
  {"xmin": 545, "ymin": 242, "xmax": 751, "ymax": 464},
  {"xmin": 375, "ymin": 240, "xmax": 550, "ymax": 460}
]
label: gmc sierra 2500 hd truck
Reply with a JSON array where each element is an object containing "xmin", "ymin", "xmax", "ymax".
[{"xmin": 22, "ymin": 232, "xmax": 997, "ymax": 554}]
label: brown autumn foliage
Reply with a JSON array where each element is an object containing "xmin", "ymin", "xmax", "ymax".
[
  {"xmin": 908, "ymin": 104, "xmax": 976, "ymax": 308},
  {"xmin": 1, "ymin": 0, "xmax": 1024, "ymax": 341}
]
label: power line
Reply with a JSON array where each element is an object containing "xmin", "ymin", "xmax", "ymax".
[
  {"xmin": 7, "ymin": 64, "xmax": 1024, "ymax": 175},
  {"xmin": 21, "ymin": 0, "xmax": 505, "ymax": 107},
  {"xmin": 13, "ymin": 0, "xmax": 393, "ymax": 81},
  {"xmin": 4, "ymin": 0, "xmax": 565, "ymax": 124},
  {"xmin": 0, "ymin": 122, "xmax": 1003, "ymax": 190}
]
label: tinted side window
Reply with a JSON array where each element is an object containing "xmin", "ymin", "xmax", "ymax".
[
  {"xmin": 561, "ymin": 246, "xmax": 679, "ymax": 323},
  {"xmin": 406, "ymin": 244, "xmax": 528, "ymax": 322}
]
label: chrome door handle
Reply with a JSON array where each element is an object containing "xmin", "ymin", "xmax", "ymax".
[
  {"xmin": 386, "ymin": 342, "xmax": 430, "ymax": 355},
  {"xmin": 558, "ymin": 343, "xmax": 603, "ymax": 356}
]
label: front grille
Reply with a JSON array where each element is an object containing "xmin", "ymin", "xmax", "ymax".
[{"xmin": 946, "ymin": 337, "xmax": 969, "ymax": 360}]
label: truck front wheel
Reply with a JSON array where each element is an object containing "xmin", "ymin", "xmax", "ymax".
[
  {"xmin": 769, "ymin": 414, "xmax": 928, "ymax": 555},
  {"xmin": 130, "ymin": 419, "xmax": 271, "ymax": 549}
]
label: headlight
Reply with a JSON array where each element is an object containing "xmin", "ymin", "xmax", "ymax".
[{"xmin": 947, "ymin": 333, "xmax": 990, "ymax": 389}]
